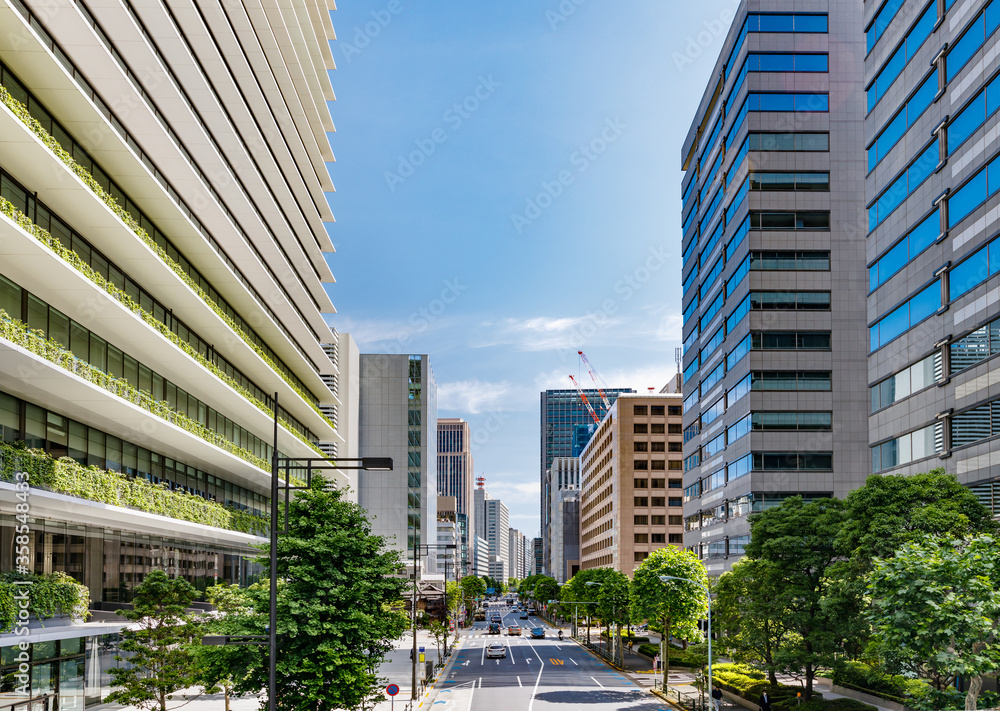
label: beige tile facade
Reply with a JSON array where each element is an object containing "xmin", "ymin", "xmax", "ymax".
[{"xmin": 579, "ymin": 394, "xmax": 685, "ymax": 576}]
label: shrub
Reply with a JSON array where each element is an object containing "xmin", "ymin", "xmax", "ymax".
[
  {"xmin": 635, "ymin": 643, "xmax": 706, "ymax": 667},
  {"xmin": 833, "ymin": 661, "xmax": 926, "ymax": 701},
  {"xmin": 0, "ymin": 572, "xmax": 90, "ymax": 631},
  {"xmin": 784, "ymin": 700, "xmax": 877, "ymax": 711}
]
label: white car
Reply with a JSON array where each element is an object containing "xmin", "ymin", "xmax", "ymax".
[{"xmin": 485, "ymin": 643, "xmax": 507, "ymax": 659}]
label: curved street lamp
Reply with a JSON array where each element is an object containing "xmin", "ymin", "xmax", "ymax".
[{"xmin": 658, "ymin": 574, "xmax": 712, "ymax": 705}]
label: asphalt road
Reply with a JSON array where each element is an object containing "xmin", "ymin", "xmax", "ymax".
[{"xmin": 432, "ymin": 605, "xmax": 671, "ymax": 711}]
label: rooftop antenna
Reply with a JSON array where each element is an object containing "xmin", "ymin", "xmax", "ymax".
[{"xmin": 674, "ymin": 347, "xmax": 682, "ymax": 374}]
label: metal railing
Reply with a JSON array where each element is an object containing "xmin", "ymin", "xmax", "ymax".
[
  {"xmin": 652, "ymin": 682, "xmax": 708, "ymax": 711},
  {"xmin": 0, "ymin": 695, "xmax": 53, "ymax": 711}
]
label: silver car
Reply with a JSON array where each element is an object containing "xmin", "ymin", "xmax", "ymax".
[{"xmin": 485, "ymin": 643, "xmax": 507, "ymax": 659}]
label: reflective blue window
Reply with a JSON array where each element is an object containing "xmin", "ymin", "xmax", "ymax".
[
  {"xmin": 950, "ymin": 233, "xmax": 1000, "ymax": 299},
  {"xmin": 700, "ymin": 118, "xmax": 723, "ymax": 169},
  {"xmin": 682, "ymin": 199, "xmax": 698, "ymax": 234},
  {"xmin": 682, "ymin": 232, "xmax": 698, "ymax": 269},
  {"xmin": 727, "ymin": 139, "xmax": 749, "ymax": 188},
  {"xmin": 683, "ymin": 325, "xmax": 699, "ymax": 355},
  {"xmin": 727, "ymin": 99, "xmax": 750, "ymax": 151},
  {"xmin": 683, "ymin": 355, "xmax": 700, "ymax": 383},
  {"xmin": 868, "ymin": 72, "xmax": 936, "ymax": 170},
  {"xmin": 682, "ymin": 173, "xmax": 697, "ymax": 214},
  {"xmin": 727, "ymin": 334, "xmax": 751, "ymax": 371},
  {"xmin": 948, "ymin": 152, "xmax": 1000, "ymax": 228},
  {"xmin": 866, "ymin": 3, "xmax": 935, "ymax": 112},
  {"xmin": 683, "ymin": 293, "xmax": 699, "ymax": 327},
  {"xmin": 700, "ymin": 150, "xmax": 723, "ymax": 203},
  {"xmin": 701, "ymin": 361, "xmax": 725, "ymax": 394},
  {"xmin": 701, "ymin": 257, "xmax": 725, "ymax": 300},
  {"xmin": 703, "ymin": 326, "xmax": 726, "ymax": 360},
  {"xmin": 747, "ymin": 14, "xmax": 828, "ymax": 32},
  {"xmin": 727, "ymin": 453, "xmax": 752, "ymax": 482},
  {"xmin": 702, "ymin": 290, "xmax": 724, "ymax": 329},
  {"xmin": 948, "ymin": 72, "xmax": 1000, "ymax": 155},
  {"xmin": 868, "ymin": 142, "xmax": 938, "ymax": 230},
  {"xmin": 869, "ymin": 209, "xmax": 939, "ymax": 290},
  {"xmin": 727, "ymin": 255, "xmax": 750, "ymax": 299},
  {"xmin": 700, "ymin": 220, "xmax": 725, "ymax": 269},
  {"xmin": 947, "ymin": 0, "xmax": 1000, "ymax": 82},
  {"xmin": 683, "ymin": 262, "xmax": 699, "ymax": 295},
  {"xmin": 749, "ymin": 93, "xmax": 829, "ymax": 111},
  {"xmin": 728, "ymin": 373, "xmax": 752, "ymax": 405},
  {"xmin": 867, "ymin": 0, "xmax": 906, "ymax": 54},
  {"xmin": 703, "ymin": 187, "xmax": 724, "ymax": 226},
  {"xmin": 726, "ymin": 216, "xmax": 750, "ymax": 261},
  {"xmin": 727, "ymin": 414, "xmax": 751, "ymax": 445},
  {"xmin": 701, "ymin": 396, "xmax": 726, "ymax": 427},
  {"xmin": 869, "ymin": 282, "xmax": 941, "ymax": 351},
  {"xmin": 726, "ymin": 294, "xmax": 751, "ymax": 335},
  {"xmin": 726, "ymin": 180, "xmax": 749, "ymax": 225}
]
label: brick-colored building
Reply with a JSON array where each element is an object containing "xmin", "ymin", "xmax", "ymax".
[{"xmin": 579, "ymin": 394, "xmax": 685, "ymax": 575}]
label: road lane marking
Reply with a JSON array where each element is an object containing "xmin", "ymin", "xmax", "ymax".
[
  {"xmin": 569, "ymin": 658, "xmax": 578, "ymax": 665},
  {"xmin": 591, "ymin": 677, "xmax": 605, "ymax": 688},
  {"xmin": 527, "ymin": 635, "xmax": 546, "ymax": 711},
  {"xmin": 549, "ymin": 658, "xmax": 564, "ymax": 665},
  {"xmin": 517, "ymin": 676, "xmax": 522, "ymax": 687}
]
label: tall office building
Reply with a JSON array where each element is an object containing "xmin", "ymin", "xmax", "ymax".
[
  {"xmin": 0, "ymin": 0, "xmax": 340, "ymax": 704},
  {"xmin": 540, "ymin": 387, "xmax": 633, "ymax": 574},
  {"xmin": 680, "ymin": 1, "xmax": 869, "ymax": 572},
  {"xmin": 546, "ymin": 456, "xmax": 580, "ymax": 583},
  {"xmin": 473, "ymin": 483, "xmax": 509, "ymax": 579},
  {"xmin": 437, "ymin": 418, "xmax": 475, "ymax": 575},
  {"xmin": 508, "ymin": 528, "xmax": 529, "ymax": 580},
  {"xmin": 579, "ymin": 394, "xmax": 685, "ymax": 575},
  {"xmin": 532, "ymin": 537, "xmax": 543, "ymax": 575},
  {"xmin": 358, "ymin": 354, "xmax": 438, "ymax": 571},
  {"xmin": 864, "ymin": 0, "xmax": 1000, "ymax": 513}
]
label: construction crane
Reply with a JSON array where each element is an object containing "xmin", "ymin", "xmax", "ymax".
[
  {"xmin": 568, "ymin": 374, "xmax": 601, "ymax": 425},
  {"xmin": 578, "ymin": 351, "xmax": 611, "ymax": 409}
]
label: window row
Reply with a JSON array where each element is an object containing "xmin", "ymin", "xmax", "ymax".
[
  {"xmin": 946, "ymin": 0, "xmax": 1000, "ymax": 83},
  {"xmin": 868, "ymin": 208, "xmax": 939, "ymax": 291},
  {"xmin": 951, "ymin": 314, "xmax": 1000, "ymax": 373},
  {"xmin": 0, "ymin": 60, "xmax": 317, "ymax": 397},
  {"xmin": 947, "ymin": 69, "xmax": 1000, "ymax": 156},
  {"xmin": 868, "ymin": 141, "xmax": 937, "ymax": 230},
  {"xmin": 633, "ymin": 460, "xmax": 682, "ymax": 471},
  {"xmin": 633, "ymin": 478, "xmax": 683, "ymax": 489},
  {"xmin": 0, "ymin": 391, "xmax": 268, "ymax": 516},
  {"xmin": 728, "ymin": 53, "xmax": 828, "ymax": 111},
  {"xmin": 866, "ymin": 2, "xmax": 935, "ymax": 112},
  {"xmin": 749, "ymin": 172, "xmax": 829, "ymax": 191},
  {"xmin": 752, "ymin": 251, "xmax": 830, "ymax": 270},
  {"xmin": 751, "ymin": 291, "xmax": 831, "ymax": 310},
  {"xmin": 868, "ymin": 71, "xmax": 936, "ymax": 171},
  {"xmin": 952, "ymin": 397, "xmax": 1000, "ymax": 448},
  {"xmin": 0, "ymin": 279, "xmax": 295, "ymax": 455},
  {"xmin": 866, "ymin": 0, "xmax": 906, "ymax": 53},
  {"xmin": 871, "ymin": 422, "xmax": 943, "ymax": 472},
  {"xmin": 871, "ymin": 351, "xmax": 942, "ymax": 411},
  {"xmin": 633, "ymin": 497, "xmax": 683, "ymax": 507},
  {"xmin": 950, "ymin": 231, "xmax": 1000, "ymax": 300},
  {"xmin": 633, "ymin": 514, "xmax": 683, "ymax": 525},
  {"xmin": 870, "ymin": 281, "xmax": 941, "ymax": 352},
  {"xmin": 632, "ymin": 423, "xmax": 673, "ymax": 434}
]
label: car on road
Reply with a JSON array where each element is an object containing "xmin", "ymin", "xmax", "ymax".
[
  {"xmin": 486, "ymin": 643, "xmax": 507, "ymax": 659},
  {"xmin": 527, "ymin": 608, "xmax": 537, "ymax": 615},
  {"xmin": 530, "ymin": 628, "xmax": 545, "ymax": 639},
  {"xmin": 519, "ymin": 611, "xmax": 528, "ymax": 619},
  {"xmin": 507, "ymin": 626, "xmax": 521, "ymax": 636},
  {"xmin": 488, "ymin": 622, "xmax": 501, "ymax": 634},
  {"xmin": 474, "ymin": 611, "xmax": 485, "ymax": 621},
  {"xmin": 490, "ymin": 616, "xmax": 502, "ymax": 625}
]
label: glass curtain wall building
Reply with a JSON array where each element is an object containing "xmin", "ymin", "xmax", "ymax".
[
  {"xmin": 539, "ymin": 387, "xmax": 633, "ymax": 575},
  {"xmin": 865, "ymin": 0, "xmax": 1000, "ymax": 510},
  {"xmin": 679, "ymin": 0, "xmax": 870, "ymax": 573},
  {"xmin": 0, "ymin": 0, "xmax": 342, "ymax": 706},
  {"xmin": 437, "ymin": 418, "xmax": 474, "ymax": 575}
]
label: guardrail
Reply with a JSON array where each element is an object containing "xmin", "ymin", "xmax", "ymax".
[
  {"xmin": 0, "ymin": 695, "xmax": 54, "ymax": 711},
  {"xmin": 652, "ymin": 682, "xmax": 709, "ymax": 711}
]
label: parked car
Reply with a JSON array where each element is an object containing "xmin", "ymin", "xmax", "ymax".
[
  {"xmin": 530, "ymin": 628, "xmax": 545, "ymax": 639},
  {"xmin": 507, "ymin": 626, "xmax": 521, "ymax": 636},
  {"xmin": 488, "ymin": 623, "xmax": 501, "ymax": 634},
  {"xmin": 486, "ymin": 643, "xmax": 507, "ymax": 659}
]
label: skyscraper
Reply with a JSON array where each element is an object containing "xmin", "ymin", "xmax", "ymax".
[
  {"xmin": 474, "ymin": 482, "xmax": 509, "ymax": 579},
  {"xmin": 437, "ymin": 418, "xmax": 474, "ymax": 575},
  {"xmin": 358, "ymin": 354, "xmax": 438, "ymax": 572},
  {"xmin": 680, "ymin": 1, "xmax": 869, "ymax": 572},
  {"xmin": 0, "ymin": 0, "xmax": 339, "ymax": 702},
  {"xmin": 864, "ymin": 0, "xmax": 1000, "ymax": 512},
  {"xmin": 540, "ymin": 387, "xmax": 633, "ymax": 574}
]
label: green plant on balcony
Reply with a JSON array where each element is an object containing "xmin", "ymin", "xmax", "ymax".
[
  {"xmin": 0, "ymin": 441, "xmax": 268, "ymax": 535},
  {"xmin": 0, "ymin": 571, "xmax": 90, "ymax": 632},
  {"xmin": 0, "ymin": 86, "xmax": 335, "ymax": 434}
]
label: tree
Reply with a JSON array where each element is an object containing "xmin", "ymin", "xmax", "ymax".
[
  {"xmin": 234, "ymin": 479, "xmax": 408, "ymax": 711},
  {"xmin": 595, "ymin": 570, "xmax": 630, "ymax": 668},
  {"xmin": 106, "ymin": 570, "xmax": 200, "ymax": 711},
  {"xmin": 714, "ymin": 558, "xmax": 791, "ymax": 686},
  {"xmin": 630, "ymin": 547, "xmax": 708, "ymax": 687},
  {"xmin": 745, "ymin": 497, "xmax": 848, "ymax": 700},
  {"xmin": 459, "ymin": 575, "xmax": 486, "ymax": 618},
  {"xmin": 561, "ymin": 569, "xmax": 603, "ymax": 643},
  {"xmin": 427, "ymin": 621, "xmax": 450, "ymax": 665},
  {"xmin": 191, "ymin": 584, "xmax": 257, "ymax": 711},
  {"xmin": 445, "ymin": 580, "xmax": 461, "ymax": 617},
  {"xmin": 533, "ymin": 577, "xmax": 560, "ymax": 609},
  {"xmin": 868, "ymin": 535, "xmax": 1000, "ymax": 711}
]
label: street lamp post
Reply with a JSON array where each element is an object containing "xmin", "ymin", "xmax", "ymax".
[
  {"xmin": 266, "ymin": 393, "xmax": 393, "ymax": 711},
  {"xmin": 659, "ymin": 575, "xmax": 712, "ymax": 707},
  {"xmin": 409, "ymin": 543, "xmax": 457, "ymax": 702}
]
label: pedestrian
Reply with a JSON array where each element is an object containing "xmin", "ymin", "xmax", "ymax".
[
  {"xmin": 627, "ymin": 638, "xmax": 634, "ymax": 654},
  {"xmin": 759, "ymin": 690, "xmax": 772, "ymax": 711},
  {"xmin": 654, "ymin": 653, "xmax": 660, "ymax": 672},
  {"xmin": 712, "ymin": 686, "xmax": 723, "ymax": 711}
]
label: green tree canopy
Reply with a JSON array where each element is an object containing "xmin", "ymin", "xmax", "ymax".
[
  {"xmin": 745, "ymin": 496, "xmax": 849, "ymax": 699},
  {"xmin": 838, "ymin": 470, "xmax": 998, "ymax": 564},
  {"xmin": 630, "ymin": 546, "xmax": 708, "ymax": 686},
  {"xmin": 235, "ymin": 479, "xmax": 408, "ymax": 711},
  {"xmin": 191, "ymin": 584, "xmax": 257, "ymax": 711},
  {"xmin": 106, "ymin": 570, "xmax": 200, "ymax": 711},
  {"xmin": 459, "ymin": 575, "xmax": 486, "ymax": 604},
  {"xmin": 868, "ymin": 535, "xmax": 1000, "ymax": 711}
]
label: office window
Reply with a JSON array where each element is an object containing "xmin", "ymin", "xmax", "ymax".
[
  {"xmin": 634, "ymin": 534, "xmax": 648, "ymax": 543},
  {"xmin": 634, "ymin": 515, "xmax": 648, "ymax": 525},
  {"xmin": 651, "ymin": 479, "xmax": 665, "ymax": 488},
  {"xmin": 751, "ymin": 251, "xmax": 830, "ymax": 270},
  {"xmin": 633, "ymin": 405, "xmax": 648, "ymax": 415},
  {"xmin": 634, "ymin": 460, "xmax": 649, "ymax": 470},
  {"xmin": 634, "ymin": 497, "xmax": 648, "ymax": 507},
  {"xmin": 634, "ymin": 478, "xmax": 648, "ymax": 489},
  {"xmin": 751, "ymin": 211, "xmax": 830, "ymax": 229},
  {"xmin": 751, "ymin": 291, "xmax": 831, "ymax": 310},
  {"xmin": 748, "ymin": 132, "xmax": 829, "ymax": 151},
  {"xmin": 652, "ymin": 515, "xmax": 666, "ymax": 525},
  {"xmin": 651, "ymin": 497, "xmax": 666, "ymax": 507},
  {"xmin": 651, "ymin": 406, "xmax": 665, "ymax": 416},
  {"xmin": 634, "ymin": 423, "xmax": 648, "ymax": 434},
  {"xmin": 634, "ymin": 441, "xmax": 648, "ymax": 452}
]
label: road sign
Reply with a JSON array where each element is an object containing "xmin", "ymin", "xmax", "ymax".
[
  {"xmin": 486, "ymin": 587, "xmax": 495, "ymax": 594},
  {"xmin": 386, "ymin": 684, "xmax": 400, "ymax": 696}
]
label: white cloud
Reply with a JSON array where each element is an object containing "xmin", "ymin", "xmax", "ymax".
[
  {"xmin": 534, "ymin": 363, "xmax": 678, "ymax": 394},
  {"xmin": 471, "ymin": 314, "xmax": 625, "ymax": 352},
  {"xmin": 438, "ymin": 379, "xmax": 512, "ymax": 414},
  {"xmin": 485, "ymin": 479, "xmax": 541, "ymax": 506}
]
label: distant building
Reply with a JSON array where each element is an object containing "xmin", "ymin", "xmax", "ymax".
[
  {"xmin": 580, "ymin": 393, "xmax": 685, "ymax": 575},
  {"xmin": 437, "ymin": 418, "xmax": 475, "ymax": 575},
  {"xmin": 546, "ymin": 457, "xmax": 580, "ymax": 583},
  {"xmin": 359, "ymin": 354, "xmax": 437, "ymax": 574},
  {"xmin": 508, "ymin": 528, "xmax": 529, "ymax": 580},
  {"xmin": 532, "ymin": 537, "xmax": 543, "ymax": 575},
  {"xmin": 436, "ymin": 496, "xmax": 461, "ymax": 581},
  {"xmin": 474, "ymin": 483, "xmax": 510, "ymax": 578},
  {"xmin": 473, "ymin": 535, "xmax": 490, "ymax": 578},
  {"xmin": 540, "ymin": 388, "xmax": 634, "ymax": 574}
]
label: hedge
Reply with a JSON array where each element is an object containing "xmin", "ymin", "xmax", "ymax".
[
  {"xmin": 710, "ymin": 663, "xmax": 813, "ymax": 707},
  {"xmin": 780, "ymin": 700, "xmax": 877, "ymax": 711},
  {"xmin": 636, "ymin": 643, "xmax": 707, "ymax": 668},
  {"xmin": 0, "ymin": 571, "xmax": 89, "ymax": 632},
  {"xmin": 0, "ymin": 441, "xmax": 268, "ymax": 535},
  {"xmin": 832, "ymin": 661, "xmax": 925, "ymax": 702},
  {"xmin": 0, "ymin": 86, "xmax": 333, "ymax": 440}
]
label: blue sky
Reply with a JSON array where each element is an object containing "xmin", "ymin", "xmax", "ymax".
[{"xmin": 324, "ymin": 0, "xmax": 737, "ymax": 537}]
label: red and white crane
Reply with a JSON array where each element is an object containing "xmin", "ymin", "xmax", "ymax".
[
  {"xmin": 568, "ymin": 374, "xmax": 601, "ymax": 425},
  {"xmin": 578, "ymin": 351, "xmax": 611, "ymax": 409}
]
